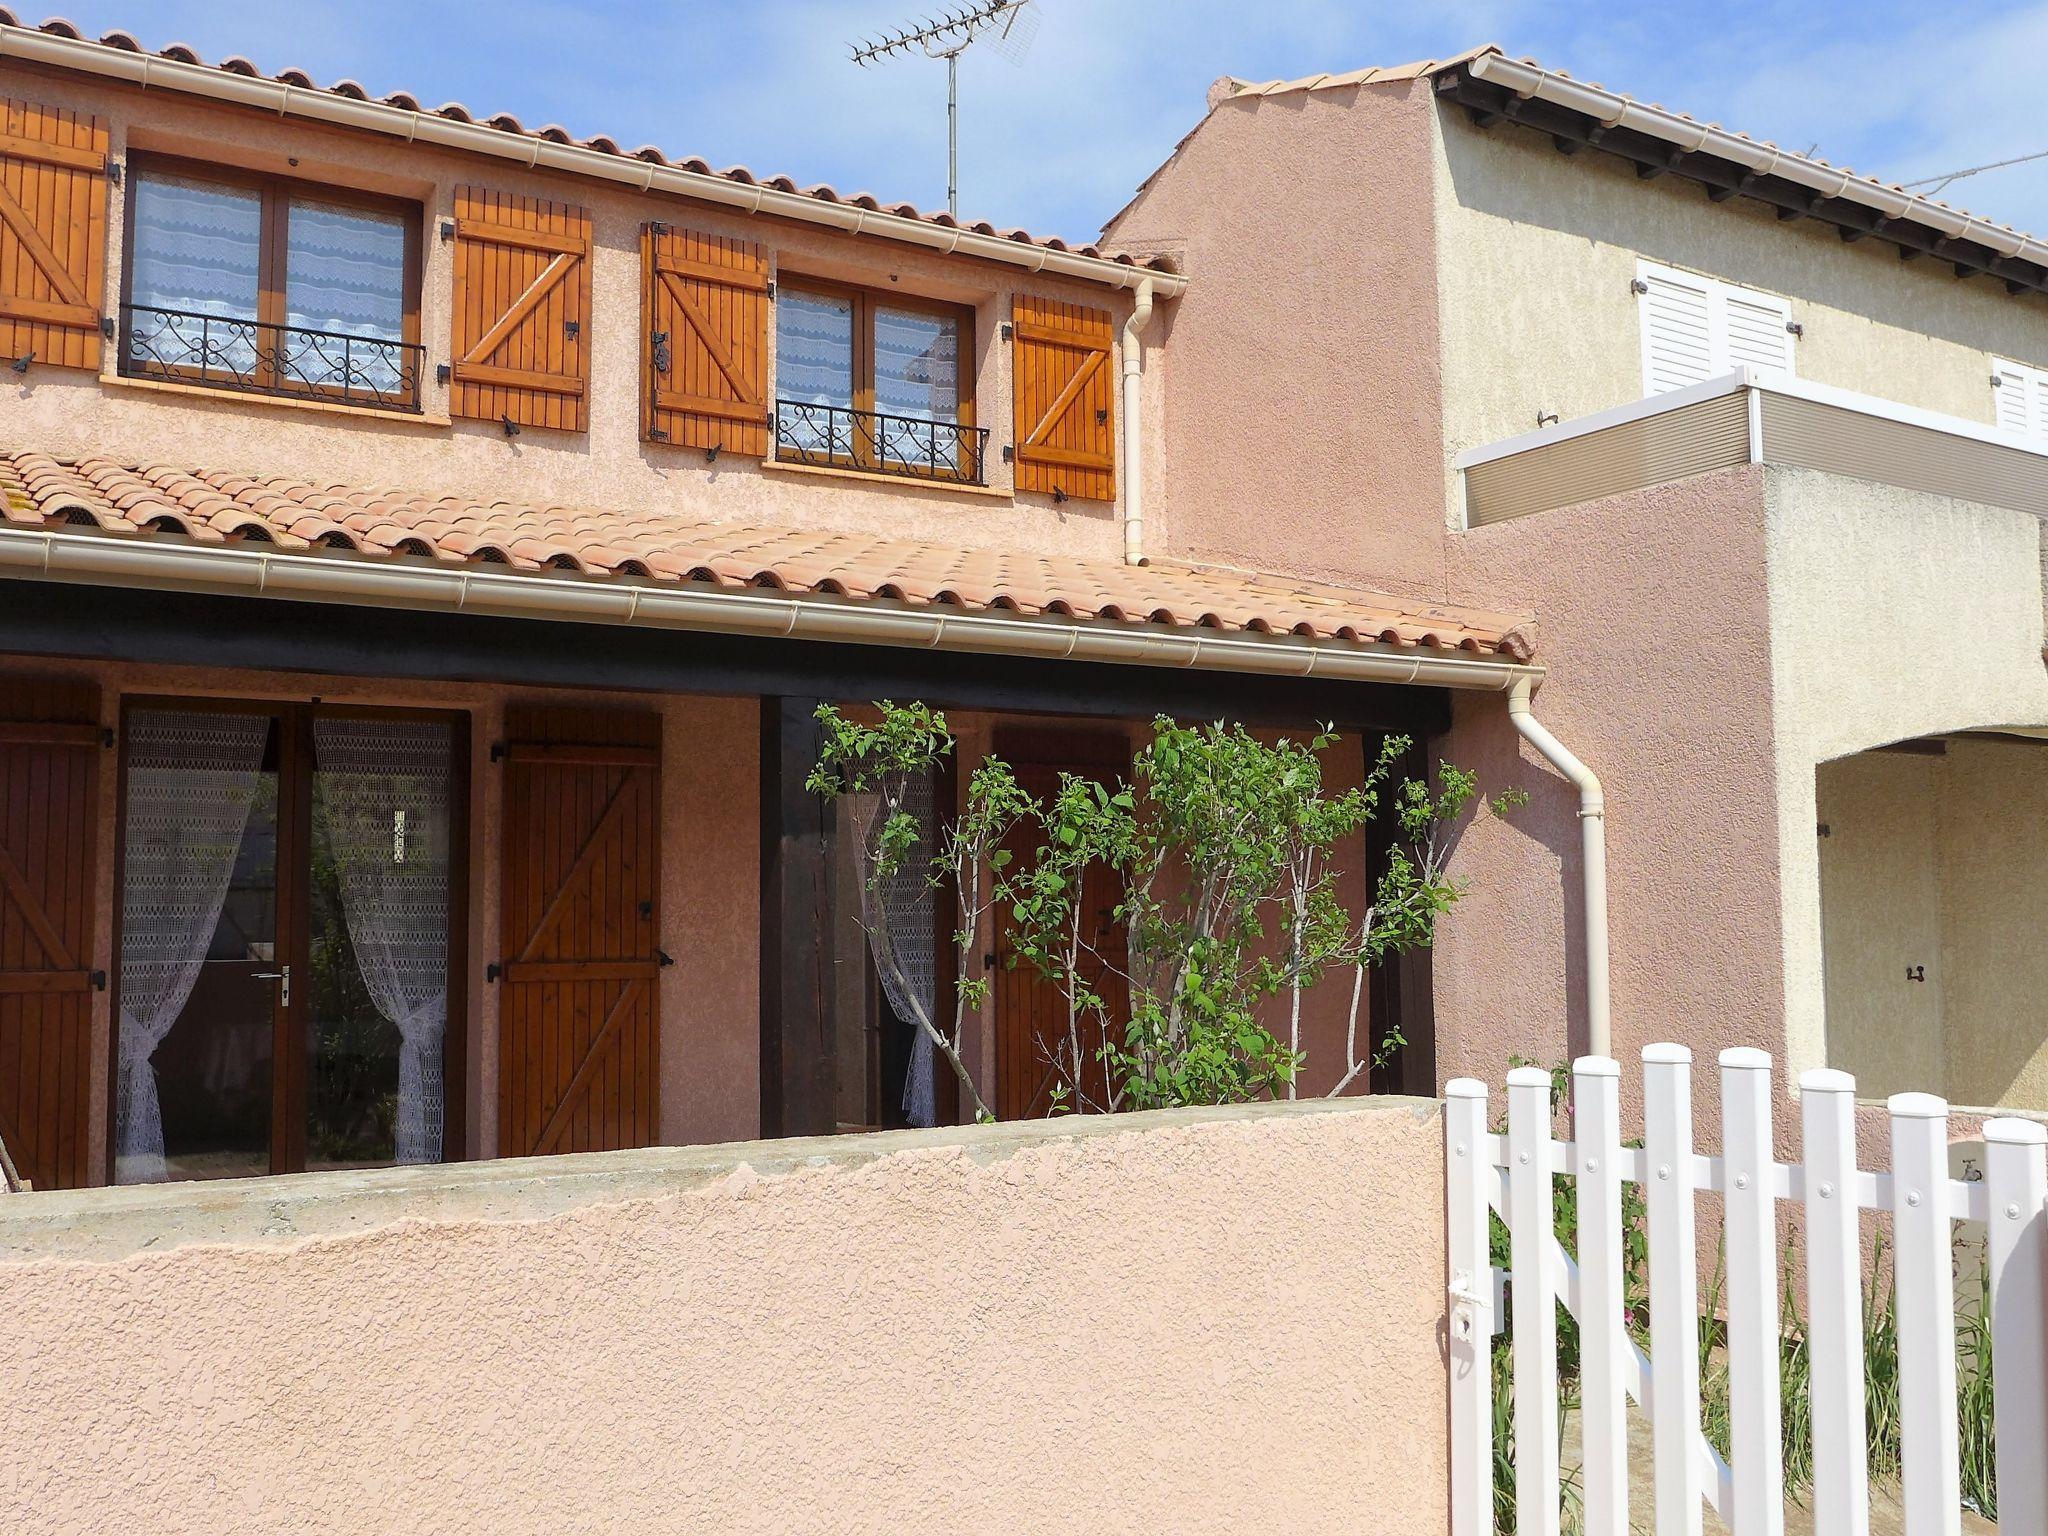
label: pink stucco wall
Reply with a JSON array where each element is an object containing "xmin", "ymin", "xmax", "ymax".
[{"xmin": 0, "ymin": 1098, "xmax": 1450, "ymax": 1535}]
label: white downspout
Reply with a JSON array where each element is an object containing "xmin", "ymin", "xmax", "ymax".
[
  {"xmin": 1121, "ymin": 277, "xmax": 1156, "ymax": 565},
  {"xmin": 1507, "ymin": 675, "xmax": 1611, "ymax": 1059}
]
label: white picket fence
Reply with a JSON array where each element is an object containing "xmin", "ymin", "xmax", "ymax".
[{"xmin": 1445, "ymin": 1047, "xmax": 2048, "ymax": 1536}]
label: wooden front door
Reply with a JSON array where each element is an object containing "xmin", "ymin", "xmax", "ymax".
[
  {"xmin": 993, "ymin": 735, "xmax": 1131, "ymax": 1120},
  {"xmin": 0, "ymin": 678, "xmax": 100, "ymax": 1189},
  {"xmin": 497, "ymin": 706, "xmax": 662, "ymax": 1156}
]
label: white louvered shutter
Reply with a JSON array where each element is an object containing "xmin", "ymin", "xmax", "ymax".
[
  {"xmin": 1638, "ymin": 266, "xmax": 1715, "ymax": 394},
  {"xmin": 1723, "ymin": 288, "xmax": 1794, "ymax": 377},
  {"xmin": 1993, "ymin": 362, "xmax": 2034, "ymax": 436}
]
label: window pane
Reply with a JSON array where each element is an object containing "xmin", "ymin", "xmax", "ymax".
[
  {"xmin": 875, "ymin": 307, "xmax": 961, "ymax": 471},
  {"xmin": 284, "ymin": 200, "xmax": 409, "ymax": 395},
  {"xmin": 125, "ymin": 171, "xmax": 262, "ymax": 377},
  {"xmin": 308, "ymin": 718, "xmax": 453, "ymax": 1171},
  {"xmin": 118, "ymin": 709, "xmax": 278, "ymax": 1184},
  {"xmin": 776, "ymin": 289, "xmax": 855, "ymax": 456}
]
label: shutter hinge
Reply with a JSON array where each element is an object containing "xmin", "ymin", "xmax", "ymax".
[
  {"xmin": 1001, "ymin": 321, "xmax": 1014, "ymax": 340},
  {"xmin": 648, "ymin": 427, "xmax": 670, "ymax": 442},
  {"xmin": 490, "ymin": 741, "xmax": 507, "ymax": 762},
  {"xmin": 647, "ymin": 219, "xmax": 669, "ymax": 237},
  {"xmin": 90, "ymin": 969, "xmax": 106, "ymax": 992},
  {"xmin": 436, "ymin": 363, "xmax": 452, "ymax": 385},
  {"xmin": 439, "ymin": 218, "xmax": 457, "ymax": 243},
  {"xmin": 765, "ymin": 280, "xmax": 775, "ymax": 300},
  {"xmin": 486, "ymin": 962, "xmax": 502, "ymax": 983},
  {"xmin": 1001, "ymin": 444, "xmax": 1014, "ymax": 463},
  {"xmin": 100, "ymin": 316, "xmax": 115, "ymax": 340},
  {"xmin": 100, "ymin": 726, "xmax": 114, "ymax": 748},
  {"xmin": 1785, "ymin": 320, "xmax": 1804, "ymax": 337},
  {"xmin": 105, "ymin": 158, "xmax": 121, "ymax": 186},
  {"xmin": 1629, "ymin": 277, "xmax": 1649, "ymax": 295},
  {"xmin": 651, "ymin": 331, "xmax": 671, "ymax": 373}
]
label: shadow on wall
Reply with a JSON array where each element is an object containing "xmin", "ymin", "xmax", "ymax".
[{"xmin": 1817, "ymin": 730, "xmax": 2048, "ymax": 1111}]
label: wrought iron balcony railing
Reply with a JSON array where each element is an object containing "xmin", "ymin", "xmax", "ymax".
[
  {"xmin": 119, "ymin": 304, "xmax": 424, "ymax": 414},
  {"xmin": 774, "ymin": 398, "xmax": 989, "ymax": 486}
]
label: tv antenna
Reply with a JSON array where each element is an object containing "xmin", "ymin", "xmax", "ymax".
[
  {"xmin": 850, "ymin": 0, "xmax": 1040, "ymax": 217},
  {"xmin": 1901, "ymin": 146, "xmax": 2048, "ymax": 197}
]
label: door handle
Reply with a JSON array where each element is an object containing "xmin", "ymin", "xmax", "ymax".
[{"xmin": 251, "ymin": 965, "xmax": 291, "ymax": 1008}]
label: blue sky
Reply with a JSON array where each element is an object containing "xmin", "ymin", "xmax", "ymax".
[{"xmin": 34, "ymin": 1, "xmax": 2048, "ymax": 242}]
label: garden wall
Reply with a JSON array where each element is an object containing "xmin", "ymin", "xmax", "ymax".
[{"xmin": 0, "ymin": 1098, "xmax": 1449, "ymax": 1535}]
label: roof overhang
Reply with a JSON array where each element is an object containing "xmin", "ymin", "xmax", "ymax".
[
  {"xmin": 1439, "ymin": 53, "xmax": 2048, "ymax": 301},
  {"xmin": 0, "ymin": 525, "xmax": 1538, "ymax": 692},
  {"xmin": 0, "ymin": 18, "xmax": 1184, "ymax": 298}
]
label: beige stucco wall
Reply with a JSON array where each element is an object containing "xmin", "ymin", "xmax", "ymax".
[
  {"xmin": 1818, "ymin": 736, "xmax": 2048, "ymax": 1109},
  {"xmin": 1431, "ymin": 106, "xmax": 2048, "ymax": 515},
  {"xmin": 0, "ymin": 61, "xmax": 1144, "ymax": 561},
  {"xmin": 1765, "ymin": 469, "xmax": 2048, "ymax": 1094},
  {"xmin": 1814, "ymin": 751, "xmax": 1945, "ymax": 1095},
  {"xmin": 0, "ymin": 1097, "xmax": 1450, "ymax": 1535},
  {"xmin": 0, "ymin": 652, "xmax": 762, "ymax": 1183}
]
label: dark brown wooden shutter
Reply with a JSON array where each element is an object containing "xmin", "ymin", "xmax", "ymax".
[
  {"xmin": 497, "ymin": 706, "xmax": 660, "ymax": 1157},
  {"xmin": 0, "ymin": 678, "xmax": 100, "ymax": 1190},
  {"xmin": 450, "ymin": 187, "xmax": 592, "ymax": 431},
  {"xmin": 1011, "ymin": 295, "xmax": 1116, "ymax": 502},
  {"xmin": 642, "ymin": 223, "xmax": 769, "ymax": 454},
  {"xmin": 0, "ymin": 96, "xmax": 108, "ymax": 373}
]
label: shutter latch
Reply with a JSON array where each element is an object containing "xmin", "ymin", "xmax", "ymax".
[
  {"xmin": 1629, "ymin": 277, "xmax": 1650, "ymax": 295},
  {"xmin": 439, "ymin": 218, "xmax": 457, "ymax": 243}
]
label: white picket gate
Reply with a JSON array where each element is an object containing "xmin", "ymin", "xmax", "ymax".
[{"xmin": 1445, "ymin": 1047, "xmax": 2048, "ymax": 1536}]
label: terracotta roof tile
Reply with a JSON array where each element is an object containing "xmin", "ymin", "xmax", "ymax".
[
  {"xmin": 0, "ymin": 453, "xmax": 1534, "ymax": 661},
  {"xmin": 0, "ymin": 10, "xmax": 1169, "ymax": 274}
]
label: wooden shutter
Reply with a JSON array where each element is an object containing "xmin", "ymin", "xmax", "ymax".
[
  {"xmin": 497, "ymin": 706, "xmax": 661, "ymax": 1157},
  {"xmin": 0, "ymin": 96, "xmax": 108, "ymax": 372},
  {"xmin": 1011, "ymin": 295, "xmax": 1117, "ymax": 501},
  {"xmin": 0, "ymin": 678, "xmax": 100, "ymax": 1190},
  {"xmin": 1637, "ymin": 263, "xmax": 1714, "ymax": 396},
  {"xmin": 450, "ymin": 187, "xmax": 592, "ymax": 430},
  {"xmin": 642, "ymin": 223, "xmax": 769, "ymax": 454}
]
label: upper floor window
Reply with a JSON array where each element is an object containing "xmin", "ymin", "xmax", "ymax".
[
  {"xmin": 1993, "ymin": 359, "xmax": 2048, "ymax": 441},
  {"xmin": 1636, "ymin": 260, "xmax": 1795, "ymax": 396},
  {"xmin": 772, "ymin": 278, "xmax": 986, "ymax": 484},
  {"xmin": 121, "ymin": 157, "xmax": 423, "ymax": 413}
]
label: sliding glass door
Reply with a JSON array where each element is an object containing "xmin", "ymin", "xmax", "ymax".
[{"xmin": 115, "ymin": 702, "xmax": 466, "ymax": 1183}]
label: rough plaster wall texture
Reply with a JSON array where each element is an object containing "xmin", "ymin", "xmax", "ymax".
[
  {"xmin": 0, "ymin": 653, "xmax": 762, "ymax": 1176},
  {"xmin": 1763, "ymin": 469, "xmax": 2048, "ymax": 1091},
  {"xmin": 1929, "ymin": 737, "xmax": 2048, "ymax": 1110},
  {"xmin": 1813, "ymin": 752, "xmax": 1946, "ymax": 1096},
  {"xmin": 1437, "ymin": 467, "xmax": 1787, "ymax": 1122},
  {"xmin": 1, "ymin": 65, "xmax": 1134, "ymax": 561},
  {"xmin": 0, "ymin": 1100, "xmax": 1450, "ymax": 1536},
  {"xmin": 1105, "ymin": 82, "xmax": 1452, "ymax": 597},
  {"xmin": 1430, "ymin": 109, "xmax": 2048, "ymax": 506}
]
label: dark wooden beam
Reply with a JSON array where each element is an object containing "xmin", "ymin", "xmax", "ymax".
[
  {"xmin": 759, "ymin": 697, "xmax": 835, "ymax": 1138},
  {"xmin": 0, "ymin": 579, "xmax": 1452, "ymax": 737}
]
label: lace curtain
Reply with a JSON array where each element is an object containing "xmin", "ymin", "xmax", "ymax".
[
  {"xmin": 117, "ymin": 709, "xmax": 269, "ymax": 1184},
  {"xmin": 313, "ymin": 719, "xmax": 452, "ymax": 1165},
  {"xmin": 858, "ymin": 773, "xmax": 940, "ymax": 1128}
]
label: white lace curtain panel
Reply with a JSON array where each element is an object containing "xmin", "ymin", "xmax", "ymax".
[
  {"xmin": 116, "ymin": 709, "xmax": 269, "ymax": 1185},
  {"xmin": 313, "ymin": 718, "xmax": 452, "ymax": 1165},
  {"xmin": 857, "ymin": 773, "xmax": 940, "ymax": 1128}
]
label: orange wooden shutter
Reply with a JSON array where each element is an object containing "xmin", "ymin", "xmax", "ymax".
[
  {"xmin": 0, "ymin": 96, "xmax": 108, "ymax": 373},
  {"xmin": 450, "ymin": 187, "xmax": 592, "ymax": 431},
  {"xmin": 0, "ymin": 678, "xmax": 101, "ymax": 1190},
  {"xmin": 642, "ymin": 223, "xmax": 769, "ymax": 454},
  {"xmin": 497, "ymin": 706, "xmax": 661, "ymax": 1157},
  {"xmin": 1011, "ymin": 295, "xmax": 1116, "ymax": 502}
]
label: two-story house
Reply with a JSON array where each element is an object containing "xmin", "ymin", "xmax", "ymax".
[
  {"xmin": 1109, "ymin": 46, "xmax": 2048, "ymax": 1132},
  {"xmin": 0, "ymin": 15, "xmax": 1546, "ymax": 1191}
]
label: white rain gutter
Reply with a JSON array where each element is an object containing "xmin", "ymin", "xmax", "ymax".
[
  {"xmin": 1467, "ymin": 52, "xmax": 2048, "ymax": 271},
  {"xmin": 1120, "ymin": 277, "xmax": 1156, "ymax": 565},
  {"xmin": 1506, "ymin": 674, "xmax": 1610, "ymax": 1060},
  {"xmin": 0, "ymin": 525, "xmax": 1540, "ymax": 692},
  {"xmin": 0, "ymin": 23, "xmax": 1187, "ymax": 299}
]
